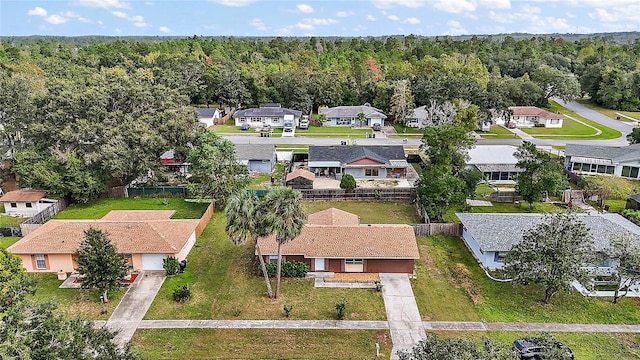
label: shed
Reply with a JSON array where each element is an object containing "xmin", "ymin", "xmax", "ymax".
[{"xmin": 286, "ymin": 169, "xmax": 315, "ymax": 189}]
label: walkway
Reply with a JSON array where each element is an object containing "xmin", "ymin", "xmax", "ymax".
[
  {"xmin": 106, "ymin": 271, "xmax": 166, "ymax": 346},
  {"xmin": 379, "ymin": 273, "xmax": 426, "ymax": 359}
]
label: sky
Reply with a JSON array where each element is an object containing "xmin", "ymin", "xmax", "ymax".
[{"xmin": 0, "ymin": 0, "xmax": 639, "ymax": 37}]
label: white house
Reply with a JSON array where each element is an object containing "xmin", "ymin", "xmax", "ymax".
[
  {"xmin": 232, "ymin": 103, "xmax": 302, "ymax": 128},
  {"xmin": 406, "ymin": 105, "xmax": 428, "ymax": 129},
  {"xmin": 565, "ymin": 143, "xmax": 640, "ymax": 179},
  {"xmin": 466, "ymin": 145, "xmax": 521, "ymax": 184},
  {"xmin": 0, "ymin": 189, "xmax": 54, "ymax": 217},
  {"xmin": 320, "ymin": 105, "xmax": 386, "ymax": 128},
  {"xmin": 194, "ymin": 107, "xmax": 222, "ymax": 128},
  {"xmin": 493, "ymin": 106, "xmax": 564, "ymax": 128}
]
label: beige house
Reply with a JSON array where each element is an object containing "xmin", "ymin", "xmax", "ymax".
[{"xmin": 8, "ymin": 208, "xmax": 212, "ymax": 272}]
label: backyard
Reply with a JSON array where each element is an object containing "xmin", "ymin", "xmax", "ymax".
[
  {"xmin": 301, "ymin": 200, "xmax": 422, "ymax": 224},
  {"xmin": 53, "ymin": 197, "xmax": 209, "ymax": 219},
  {"xmin": 0, "ymin": 236, "xmax": 20, "ymax": 249}
]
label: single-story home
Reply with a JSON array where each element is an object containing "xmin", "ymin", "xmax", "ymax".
[
  {"xmin": 406, "ymin": 105, "xmax": 428, "ymax": 129},
  {"xmin": 320, "ymin": 105, "xmax": 386, "ymax": 128},
  {"xmin": 308, "ymin": 145, "xmax": 408, "ymax": 180},
  {"xmin": 235, "ymin": 144, "xmax": 277, "ymax": 173},
  {"xmin": 194, "ymin": 107, "xmax": 222, "ymax": 127},
  {"xmin": 465, "ymin": 145, "xmax": 521, "ymax": 184},
  {"xmin": 232, "ymin": 103, "xmax": 302, "ymax": 128},
  {"xmin": 492, "ymin": 106, "xmax": 564, "ymax": 128},
  {"xmin": 160, "ymin": 150, "xmax": 190, "ymax": 176},
  {"xmin": 7, "ymin": 210, "xmax": 206, "ymax": 272},
  {"xmin": 286, "ymin": 169, "xmax": 315, "ymax": 189},
  {"xmin": 457, "ymin": 212, "xmax": 640, "ymax": 270},
  {"xmin": 256, "ymin": 208, "xmax": 419, "ymax": 273},
  {"xmin": 564, "ymin": 143, "xmax": 640, "ymax": 179},
  {"xmin": 0, "ymin": 189, "xmax": 54, "ymax": 217}
]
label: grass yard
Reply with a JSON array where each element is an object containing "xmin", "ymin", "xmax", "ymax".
[
  {"xmin": 442, "ymin": 202, "xmax": 567, "ymax": 223},
  {"xmin": 29, "ymin": 273, "xmax": 126, "ymax": 320},
  {"xmin": 275, "ymin": 144, "xmax": 309, "ymax": 154},
  {"xmin": 576, "ymin": 98, "xmax": 640, "ymax": 122},
  {"xmin": 0, "ymin": 215, "xmax": 28, "ymax": 226},
  {"xmin": 522, "ymin": 118, "xmax": 598, "ymax": 136},
  {"xmin": 248, "ymin": 174, "xmax": 272, "ymax": 189},
  {"xmin": 414, "ymin": 235, "xmax": 640, "ymax": 324},
  {"xmin": 433, "ymin": 331, "xmax": 640, "ymax": 360},
  {"xmin": 296, "ymin": 125, "xmax": 372, "ymax": 138},
  {"xmin": 479, "ymin": 125, "xmax": 518, "ymax": 139},
  {"xmin": 53, "ymin": 198, "xmax": 209, "ymax": 220},
  {"xmin": 393, "ymin": 123, "xmax": 424, "ymax": 134},
  {"xmin": 302, "ymin": 201, "xmax": 422, "ymax": 224},
  {"xmin": 144, "ymin": 213, "xmax": 387, "ymax": 320},
  {"xmin": 132, "ymin": 329, "xmax": 392, "ymax": 359},
  {"xmin": 0, "ymin": 236, "xmax": 20, "ymax": 249}
]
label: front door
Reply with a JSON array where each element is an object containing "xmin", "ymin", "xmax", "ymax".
[{"xmin": 315, "ymin": 258, "xmax": 325, "ymax": 271}]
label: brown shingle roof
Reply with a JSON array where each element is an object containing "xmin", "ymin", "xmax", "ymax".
[
  {"xmin": 256, "ymin": 224, "xmax": 419, "ymax": 259},
  {"xmin": 286, "ymin": 169, "xmax": 315, "ymax": 182},
  {"xmin": 509, "ymin": 106, "xmax": 565, "ymax": 119},
  {"xmin": 0, "ymin": 189, "xmax": 47, "ymax": 203},
  {"xmin": 307, "ymin": 208, "xmax": 359, "ymax": 226},
  {"xmin": 8, "ymin": 219, "xmax": 199, "ymax": 255},
  {"xmin": 101, "ymin": 210, "xmax": 176, "ymax": 221}
]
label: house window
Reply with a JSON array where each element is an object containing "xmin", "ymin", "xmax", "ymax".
[
  {"xmin": 26, "ymin": 203, "xmax": 33, "ymax": 208},
  {"xmin": 239, "ymin": 117, "xmax": 246, "ymax": 122},
  {"xmin": 35, "ymin": 254, "xmax": 46, "ymax": 269},
  {"xmin": 10, "ymin": 203, "xmax": 16, "ymax": 208},
  {"xmin": 251, "ymin": 117, "xmax": 262, "ymax": 123},
  {"xmin": 494, "ymin": 252, "xmax": 507, "ymax": 263},
  {"xmin": 336, "ymin": 118, "xmax": 352, "ymax": 125},
  {"xmin": 365, "ymin": 168, "xmax": 379, "ymax": 177},
  {"xmin": 550, "ymin": 118, "xmax": 559, "ymax": 124},
  {"xmin": 345, "ymin": 259, "xmax": 363, "ymax": 265},
  {"xmin": 268, "ymin": 255, "xmax": 278, "ymax": 264},
  {"xmin": 622, "ymin": 166, "xmax": 640, "ymax": 179}
]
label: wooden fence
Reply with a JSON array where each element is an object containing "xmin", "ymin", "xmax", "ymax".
[
  {"xmin": 20, "ymin": 198, "xmax": 68, "ymax": 236},
  {"xmin": 299, "ymin": 188, "xmax": 416, "ymax": 201},
  {"xmin": 490, "ymin": 190, "xmax": 522, "ymax": 203},
  {"xmin": 195, "ymin": 202, "xmax": 214, "ymax": 238},
  {"xmin": 412, "ymin": 223, "xmax": 462, "ymax": 237},
  {"xmin": 103, "ymin": 186, "xmax": 128, "ymax": 198}
]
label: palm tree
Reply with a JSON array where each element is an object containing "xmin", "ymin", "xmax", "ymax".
[
  {"xmin": 225, "ymin": 191, "xmax": 273, "ymax": 298},
  {"xmin": 261, "ymin": 187, "xmax": 306, "ymax": 299},
  {"xmin": 357, "ymin": 111, "xmax": 366, "ymax": 127}
]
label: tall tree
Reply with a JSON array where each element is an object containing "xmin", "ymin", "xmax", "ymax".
[
  {"xmin": 0, "ymin": 248, "xmax": 36, "ymax": 311},
  {"xmin": 225, "ymin": 191, "xmax": 273, "ymax": 298},
  {"xmin": 504, "ymin": 214, "xmax": 594, "ymax": 304},
  {"xmin": 532, "ymin": 64, "xmax": 581, "ymax": 103},
  {"xmin": 514, "ymin": 141, "xmax": 567, "ymax": 209},
  {"xmin": 261, "ymin": 187, "xmax": 306, "ymax": 299},
  {"xmin": 397, "ymin": 333, "xmax": 515, "ymax": 360},
  {"xmin": 389, "ymin": 79, "xmax": 415, "ymax": 128},
  {"xmin": 75, "ymin": 228, "xmax": 129, "ymax": 302},
  {"xmin": 605, "ymin": 234, "xmax": 640, "ymax": 304},
  {"xmin": 187, "ymin": 132, "xmax": 250, "ymax": 206}
]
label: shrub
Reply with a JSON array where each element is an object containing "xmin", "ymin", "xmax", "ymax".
[
  {"xmin": 231, "ymin": 306, "xmax": 242, "ymax": 317},
  {"xmin": 283, "ymin": 305, "xmax": 293, "ymax": 317},
  {"xmin": 340, "ymin": 174, "xmax": 356, "ymax": 190},
  {"xmin": 163, "ymin": 256, "xmax": 180, "ymax": 276},
  {"xmin": 260, "ymin": 261, "xmax": 309, "ymax": 277},
  {"xmin": 335, "ymin": 299, "xmax": 348, "ymax": 320},
  {"xmin": 374, "ymin": 280, "xmax": 383, "ymax": 292},
  {"xmin": 172, "ymin": 284, "xmax": 191, "ymax": 303}
]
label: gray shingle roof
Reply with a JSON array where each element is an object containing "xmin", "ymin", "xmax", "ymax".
[
  {"xmin": 564, "ymin": 143, "xmax": 640, "ymax": 163},
  {"xmin": 320, "ymin": 105, "xmax": 387, "ymax": 119},
  {"xmin": 234, "ymin": 144, "xmax": 276, "ymax": 161},
  {"xmin": 195, "ymin": 108, "xmax": 218, "ymax": 118},
  {"xmin": 410, "ymin": 105, "xmax": 427, "ymax": 120},
  {"xmin": 233, "ymin": 105, "xmax": 302, "ymax": 119},
  {"xmin": 309, "ymin": 146, "xmax": 406, "ymax": 165},
  {"xmin": 457, "ymin": 213, "xmax": 640, "ymax": 252}
]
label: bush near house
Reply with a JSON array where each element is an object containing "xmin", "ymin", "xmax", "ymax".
[{"xmin": 260, "ymin": 261, "xmax": 309, "ymax": 278}]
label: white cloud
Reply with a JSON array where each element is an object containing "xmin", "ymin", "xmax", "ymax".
[
  {"xmin": 337, "ymin": 10, "xmax": 354, "ymax": 17},
  {"xmin": 304, "ymin": 18, "xmax": 338, "ymax": 25},
  {"xmin": 373, "ymin": 0, "xmax": 426, "ymax": 9},
  {"xmin": 432, "ymin": 0, "xmax": 476, "ymax": 14},
  {"xmin": 405, "ymin": 17, "xmax": 420, "ymax": 24},
  {"xmin": 115, "ymin": 28, "xmax": 122, "ymax": 33},
  {"xmin": 159, "ymin": 26, "xmax": 171, "ymax": 33},
  {"xmin": 130, "ymin": 15, "xmax": 144, "ymax": 22},
  {"xmin": 366, "ymin": 14, "xmax": 377, "ymax": 22},
  {"xmin": 446, "ymin": 20, "xmax": 468, "ymax": 35},
  {"xmin": 77, "ymin": 0, "xmax": 130, "ymax": 9},
  {"xmin": 28, "ymin": 7, "xmax": 47, "ymax": 16},
  {"xmin": 478, "ymin": 0, "xmax": 511, "ymax": 9},
  {"xmin": 111, "ymin": 11, "xmax": 128, "ymax": 19},
  {"xmin": 98, "ymin": 20, "xmax": 104, "ymax": 25},
  {"xmin": 249, "ymin": 18, "xmax": 266, "ymax": 30},
  {"xmin": 295, "ymin": 22, "xmax": 315, "ymax": 30},
  {"xmin": 388, "ymin": 14, "xmax": 400, "ymax": 21},
  {"xmin": 78, "ymin": 17, "xmax": 91, "ymax": 23},
  {"xmin": 45, "ymin": 15, "xmax": 69, "ymax": 25},
  {"xmin": 134, "ymin": 22, "xmax": 147, "ymax": 27},
  {"xmin": 214, "ymin": 0, "xmax": 257, "ymax": 7},
  {"xmin": 110, "ymin": 11, "xmax": 147, "ymax": 26},
  {"xmin": 297, "ymin": 4, "xmax": 314, "ymax": 13},
  {"xmin": 588, "ymin": 4, "xmax": 640, "ymax": 24}
]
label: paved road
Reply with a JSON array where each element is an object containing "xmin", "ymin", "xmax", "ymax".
[{"xmin": 557, "ymin": 99, "xmax": 634, "ymax": 134}]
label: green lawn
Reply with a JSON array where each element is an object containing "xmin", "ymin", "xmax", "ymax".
[
  {"xmin": 479, "ymin": 125, "xmax": 518, "ymax": 139},
  {"xmin": 0, "ymin": 236, "xmax": 20, "ymax": 249},
  {"xmin": 302, "ymin": 201, "xmax": 422, "ymax": 224},
  {"xmin": 576, "ymin": 98, "xmax": 640, "ymax": 122},
  {"xmin": 414, "ymin": 235, "xmax": 640, "ymax": 324},
  {"xmin": 53, "ymin": 198, "xmax": 209, "ymax": 220},
  {"xmin": 248, "ymin": 174, "xmax": 272, "ymax": 189},
  {"xmin": 0, "ymin": 215, "xmax": 28, "ymax": 226},
  {"xmin": 29, "ymin": 273, "xmax": 126, "ymax": 320},
  {"xmin": 144, "ymin": 213, "xmax": 387, "ymax": 320},
  {"xmin": 296, "ymin": 125, "xmax": 373, "ymax": 138},
  {"xmin": 443, "ymin": 202, "xmax": 567, "ymax": 223},
  {"xmin": 393, "ymin": 123, "xmax": 424, "ymax": 134},
  {"xmin": 132, "ymin": 329, "xmax": 392, "ymax": 359},
  {"xmin": 605, "ymin": 199, "xmax": 627, "ymax": 213},
  {"xmin": 522, "ymin": 118, "xmax": 598, "ymax": 135}
]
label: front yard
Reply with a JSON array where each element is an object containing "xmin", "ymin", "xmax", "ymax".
[{"xmin": 479, "ymin": 125, "xmax": 518, "ymax": 139}]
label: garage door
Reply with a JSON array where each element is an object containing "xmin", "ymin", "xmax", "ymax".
[{"xmin": 141, "ymin": 254, "xmax": 166, "ymax": 270}]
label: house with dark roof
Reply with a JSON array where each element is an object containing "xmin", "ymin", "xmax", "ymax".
[
  {"xmin": 565, "ymin": 143, "xmax": 640, "ymax": 179},
  {"xmin": 235, "ymin": 144, "xmax": 276, "ymax": 173},
  {"xmin": 320, "ymin": 105, "xmax": 386, "ymax": 128},
  {"xmin": 256, "ymin": 208, "xmax": 419, "ymax": 274},
  {"xmin": 407, "ymin": 105, "xmax": 428, "ymax": 129},
  {"xmin": 194, "ymin": 107, "xmax": 222, "ymax": 127},
  {"xmin": 492, "ymin": 106, "xmax": 564, "ymax": 128},
  {"xmin": 308, "ymin": 145, "xmax": 408, "ymax": 179},
  {"xmin": 466, "ymin": 145, "xmax": 521, "ymax": 184},
  {"xmin": 232, "ymin": 103, "xmax": 302, "ymax": 129},
  {"xmin": 0, "ymin": 189, "xmax": 53, "ymax": 217}
]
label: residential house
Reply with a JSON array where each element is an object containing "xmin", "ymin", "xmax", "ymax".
[
  {"xmin": 232, "ymin": 103, "xmax": 302, "ymax": 128},
  {"xmin": 235, "ymin": 144, "xmax": 277, "ymax": 173},
  {"xmin": 492, "ymin": 106, "xmax": 564, "ymax": 128},
  {"xmin": 406, "ymin": 105, "xmax": 427, "ymax": 129},
  {"xmin": 194, "ymin": 107, "xmax": 222, "ymax": 128},
  {"xmin": 457, "ymin": 212, "xmax": 640, "ymax": 270},
  {"xmin": 466, "ymin": 145, "xmax": 521, "ymax": 184},
  {"xmin": 256, "ymin": 208, "xmax": 419, "ymax": 273},
  {"xmin": 0, "ymin": 189, "xmax": 54, "ymax": 217},
  {"xmin": 565, "ymin": 143, "xmax": 640, "ymax": 179},
  {"xmin": 7, "ymin": 209, "xmax": 211, "ymax": 272},
  {"xmin": 320, "ymin": 105, "xmax": 386, "ymax": 128},
  {"xmin": 286, "ymin": 169, "xmax": 315, "ymax": 189},
  {"xmin": 160, "ymin": 150, "xmax": 191, "ymax": 178},
  {"xmin": 308, "ymin": 145, "xmax": 408, "ymax": 179},
  {"xmin": 627, "ymin": 193, "xmax": 640, "ymax": 211}
]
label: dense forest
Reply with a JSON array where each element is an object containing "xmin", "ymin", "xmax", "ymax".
[{"xmin": 0, "ymin": 34, "xmax": 639, "ymax": 201}]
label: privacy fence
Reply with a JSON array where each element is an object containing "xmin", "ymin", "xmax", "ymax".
[
  {"xmin": 298, "ymin": 188, "xmax": 416, "ymax": 201},
  {"xmin": 20, "ymin": 198, "xmax": 68, "ymax": 236},
  {"xmin": 412, "ymin": 223, "xmax": 462, "ymax": 237}
]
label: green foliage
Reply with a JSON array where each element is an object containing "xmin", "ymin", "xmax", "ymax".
[
  {"xmin": 260, "ymin": 261, "xmax": 309, "ymax": 278},
  {"xmin": 0, "ymin": 248, "xmax": 35, "ymax": 311},
  {"xmin": 514, "ymin": 141, "xmax": 568, "ymax": 208},
  {"xmin": 458, "ymin": 167, "xmax": 483, "ymax": 199},
  {"xmin": 605, "ymin": 234, "xmax": 640, "ymax": 304},
  {"xmin": 397, "ymin": 333, "xmax": 514, "ymax": 360},
  {"xmin": 335, "ymin": 299, "xmax": 348, "ymax": 320},
  {"xmin": 627, "ymin": 127, "xmax": 640, "ymax": 144},
  {"xmin": 163, "ymin": 256, "xmax": 180, "ymax": 276},
  {"xmin": 585, "ymin": 175, "xmax": 637, "ymax": 203},
  {"xmin": 172, "ymin": 284, "xmax": 192, "ymax": 303},
  {"xmin": 504, "ymin": 214, "xmax": 595, "ymax": 304},
  {"xmin": 339, "ymin": 173, "xmax": 356, "ymax": 190}
]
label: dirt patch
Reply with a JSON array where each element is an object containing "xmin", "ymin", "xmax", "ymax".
[
  {"xmin": 418, "ymin": 244, "xmax": 441, "ymax": 276},
  {"xmin": 448, "ymin": 263, "xmax": 482, "ymax": 305},
  {"xmin": 356, "ymin": 179, "xmax": 399, "ymax": 188},
  {"xmin": 375, "ymin": 331, "xmax": 391, "ymax": 346},
  {"xmin": 325, "ymin": 273, "xmax": 380, "ymax": 283}
]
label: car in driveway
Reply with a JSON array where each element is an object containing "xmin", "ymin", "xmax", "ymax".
[
  {"xmin": 372, "ymin": 123, "xmax": 382, "ymax": 131},
  {"xmin": 507, "ymin": 121, "xmax": 517, "ymax": 129},
  {"xmin": 513, "ymin": 338, "xmax": 574, "ymax": 360}
]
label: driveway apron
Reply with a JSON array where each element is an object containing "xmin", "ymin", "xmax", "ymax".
[
  {"xmin": 106, "ymin": 271, "xmax": 166, "ymax": 346},
  {"xmin": 379, "ymin": 273, "xmax": 426, "ymax": 359}
]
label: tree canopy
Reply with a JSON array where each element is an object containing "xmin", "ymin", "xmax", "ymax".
[{"xmin": 514, "ymin": 141, "xmax": 568, "ymax": 209}]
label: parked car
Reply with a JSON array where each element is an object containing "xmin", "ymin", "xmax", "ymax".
[
  {"xmin": 372, "ymin": 123, "xmax": 382, "ymax": 131},
  {"xmin": 507, "ymin": 122, "xmax": 517, "ymax": 129},
  {"xmin": 261, "ymin": 123, "xmax": 271, "ymax": 131},
  {"xmin": 241, "ymin": 123, "xmax": 250, "ymax": 131},
  {"xmin": 513, "ymin": 339, "xmax": 574, "ymax": 360},
  {"xmin": 299, "ymin": 115, "xmax": 309, "ymax": 129}
]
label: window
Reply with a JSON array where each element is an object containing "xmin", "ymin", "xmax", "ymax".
[
  {"xmin": 623, "ymin": 166, "xmax": 640, "ymax": 179},
  {"xmin": 622, "ymin": 166, "xmax": 631, "ymax": 177},
  {"xmin": 239, "ymin": 117, "xmax": 246, "ymax": 122},
  {"xmin": 336, "ymin": 118, "xmax": 352, "ymax": 125},
  {"xmin": 35, "ymin": 254, "xmax": 46, "ymax": 269},
  {"xmin": 494, "ymin": 252, "xmax": 507, "ymax": 263},
  {"xmin": 550, "ymin": 118, "xmax": 559, "ymax": 124},
  {"xmin": 251, "ymin": 117, "xmax": 262, "ymax": 123},
  {"xmin": 268, "ymin": 255, "xmax": 277, "ymax": 264},
  {"xmin": 365, "ymin": 168, "xmax": 379, "ymax": 177},
  {"xmin": 345, "ymin": 259, "xmax": 363, "ymax": 265},
  {"xmin": 10, "ymin": 203, "xmax": 16, "ymax": 208},
  {"xmin": 26, "ymin": 203, "xmax": 32, "ymax": 208},
  {"xmin": 500, "ymin": 172, "xmax": 509, "ymax": 180}
]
